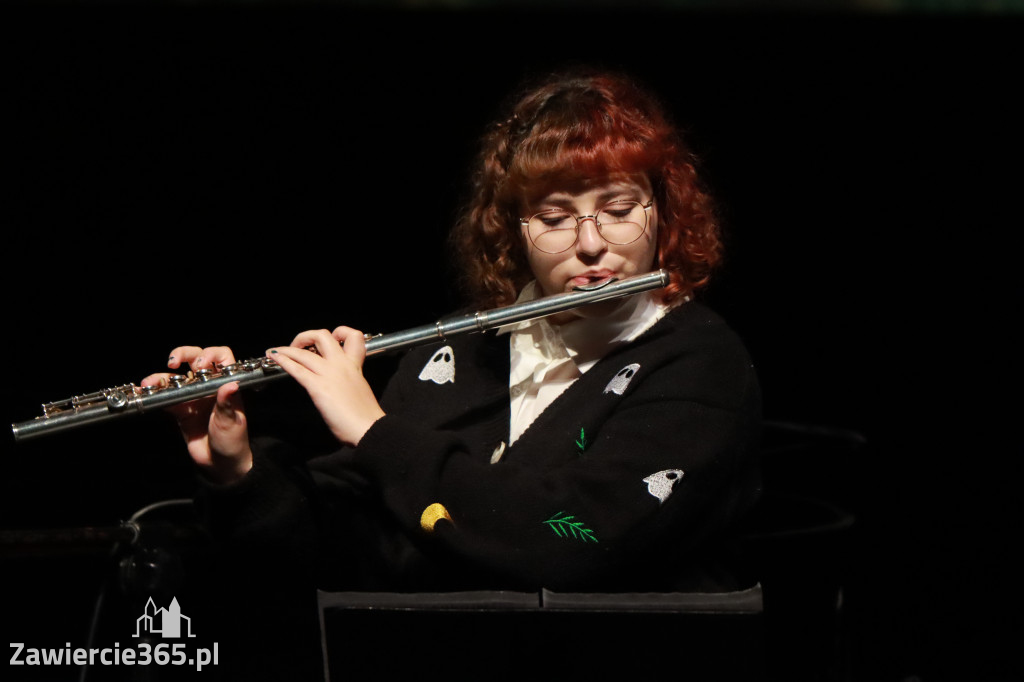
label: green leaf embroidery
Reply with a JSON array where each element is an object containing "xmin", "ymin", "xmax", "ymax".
[
  {"xmin": 544, "ymin": 512, "xmax": 599, "ymax": 543},
  {"xmin": 575, "ymin": 427, "xmax": 588, "ymax": 454}
]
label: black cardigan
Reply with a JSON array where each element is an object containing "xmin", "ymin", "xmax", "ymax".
[{"xmin": 197, "ymin": 300, "xmax": 762, "ymax": 593}]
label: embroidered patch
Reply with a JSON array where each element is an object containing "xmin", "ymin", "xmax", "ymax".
[
  {"xmin": 418, "ymin": 345, "xmax": 455, "ymax": 384},
  {"xmin": 420, "ymin": 503, "xmax": 453, "ymax": 532},
  {"xmin": 490, "ymin": 441, "xmax": 507, "ymax": 464},
  {"xmin": 544, "ymin": 512, "xmax": 598, "ymax": 543},
  {"xmin": 643, "ymin": 469, "xmax": 685, "ymax": 504},
  {"xmin": 603, "ymin": 363, "xmax": 641, "ymax": 395},
  {"xmin": 575, "ymin": 428, "xmax": 588, "ymax": 454}
]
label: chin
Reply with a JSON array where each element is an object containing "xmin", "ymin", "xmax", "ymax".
[{"xmin": 568, "ymin": 299, "xmax": 622, "ymax": 320}]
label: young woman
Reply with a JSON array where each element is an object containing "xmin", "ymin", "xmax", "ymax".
[{"xmin": 144, "ymin": 68, "xmax": 761, "ymax": 597}]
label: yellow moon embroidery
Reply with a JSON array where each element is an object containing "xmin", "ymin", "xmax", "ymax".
[{"xmin": 420, "ymin": 503, "xmax": 453, "ymax": 532}]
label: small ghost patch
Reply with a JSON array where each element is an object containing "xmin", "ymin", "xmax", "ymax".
[
  {"xmin": 643, "ymin": 469, "xmax": 685, "ymax": 504},
  {"xmin": 418, "ymin": 345, "xmax": 455, "ymax": 384},
  {"xmin": 604, "ymin": 363, "xmax": 641, "ymax": 395}
]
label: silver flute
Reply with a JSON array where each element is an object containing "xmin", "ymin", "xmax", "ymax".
[{"xmin": 11, "ymin": 269, "xmax": 669, "ymax": 442}]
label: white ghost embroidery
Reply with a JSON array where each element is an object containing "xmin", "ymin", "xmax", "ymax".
[
  {"xmin": 418, "ymin": 345, "xmax": 455, "ymax": 384},
  {"xmin": 643, "ymin": 469, "xmax": 685, "ymax": 504},
  {"xmin": 603, "ymin": 363, "xmax": 641, "ymax": 395}
]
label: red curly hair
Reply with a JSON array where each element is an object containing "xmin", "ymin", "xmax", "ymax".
[{"xmin": 450, "ymin": 67, "xmax": 722, "ymax": 308}]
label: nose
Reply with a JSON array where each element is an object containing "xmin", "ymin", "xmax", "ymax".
[{"xmin": 575, "ymin": 215, "xmax": 607, "ymax": 256}]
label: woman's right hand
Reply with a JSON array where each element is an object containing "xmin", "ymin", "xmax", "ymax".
[{"xmin": 141, "ymin": 345, "xmax": 253, "ymax": 484}]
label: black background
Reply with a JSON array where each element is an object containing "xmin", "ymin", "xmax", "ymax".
[{"xmin": 2, "ymin": 5, "xmax": 1020, "ymax": 681}]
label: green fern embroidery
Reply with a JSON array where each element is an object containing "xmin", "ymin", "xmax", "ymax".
[
  {"xmin": 544, "ymin": 512, "xmax": 599, "ymax": 543},
  {"xmin": 575, "ymin": 427, "xmax": 588, "ymax": 454}
]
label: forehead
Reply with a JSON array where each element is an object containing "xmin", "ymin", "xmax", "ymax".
[{"xmin": 525, "ymin": 174, "xmax": 652, "ymax": 208}]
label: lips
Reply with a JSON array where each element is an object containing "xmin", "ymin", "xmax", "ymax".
[{"xmin": 570, "ymin": 270, "xmax": 616, "ymax": 288}]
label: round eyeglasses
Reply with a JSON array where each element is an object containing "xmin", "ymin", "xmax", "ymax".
[{"xmin": 521, "ymin": 199, "xmax": 654, "ymax": 254}]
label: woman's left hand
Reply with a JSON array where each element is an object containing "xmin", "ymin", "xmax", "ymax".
[{"xmin": 266, "ymin": 326, "xmax": 385, "ymax": 447}]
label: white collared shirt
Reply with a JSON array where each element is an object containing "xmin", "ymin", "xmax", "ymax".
[{"xmin": 497, "ymin": 281, "xmax": 676, "ymax": 446}]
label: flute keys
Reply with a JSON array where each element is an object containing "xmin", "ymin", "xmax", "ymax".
[
  {"xmin": 106, "ymin": 390, "xmax": 129, "ymax": 410},
  {"xmin": 168, "ymin": 375, "xmax": 187, "ymax": 388}
]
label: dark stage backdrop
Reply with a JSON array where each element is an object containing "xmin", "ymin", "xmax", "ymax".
[{"xmin": 2, "ymin": 8, "xmax": 1020, "ymax": 682}]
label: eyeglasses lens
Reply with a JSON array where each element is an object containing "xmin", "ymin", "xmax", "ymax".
[{"xmin": 528, "ymin": 201, "xmax": 647, "ymax": 254}]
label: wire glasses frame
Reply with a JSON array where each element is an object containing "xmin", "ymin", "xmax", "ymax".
[{"xmin": 520, "ymin": 199, "xmax": 654, "ymax": 254}]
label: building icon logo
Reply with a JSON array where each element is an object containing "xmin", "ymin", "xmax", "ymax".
[{"xmin": 133, "ymin": 597, "xmax": 196, "ymax": 638}]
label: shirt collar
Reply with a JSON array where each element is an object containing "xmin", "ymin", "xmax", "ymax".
[{"xmin": 498, "ymin": 280, "xmax": 674, "ymax": 367}]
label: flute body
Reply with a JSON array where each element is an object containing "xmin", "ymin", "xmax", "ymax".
[{"xmin": 11, "ymin": 270, "xmax": 669, "ymax": 442}]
